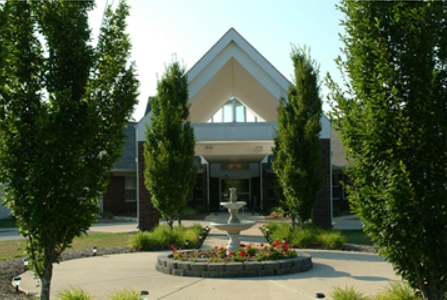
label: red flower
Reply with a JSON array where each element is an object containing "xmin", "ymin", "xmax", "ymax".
[
  {"xmin": 239, "ymin": 243, "xmax": 246, "ymax": 248},
  {"xmin": 229, "ymin": 252, "xmax": 234, "ymax": 256},
  {"xmin": 264, "ymin": 246, "xmax": 268, "ymax": 250},
  {"xmin": 283, "ymin": 246, "xmax": 289, "ymax": 252},
  {"xmin": 214, "ymin": 246, "xmax": 218, "ymax": 250},
  {"xmin": 260, "ymin": 243, "xmax": 264, "ymax": 247},
  {"xmin": 282, "ymin": 239, "xmax": 287, "ymax": 245},
  {"xmin": 213, "ymin": 253, "xmax": 217, "ymax": 257},
  {"xmin": 239, "ymin": 250, "xmax": 246, "ymax": 257},
  {"xmin": 219, "ymin": 247, "xmax": 224, "ymax": 251}
]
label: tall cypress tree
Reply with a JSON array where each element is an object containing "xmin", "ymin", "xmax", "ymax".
[
  {"xmin": 273, "ymin": 46, "xmax": 323, "ymax": 229},
  {"xmin": 144, "ymin": 60, "xmax": 196, "ymax": 229},
  {"xmin": 0, "ymin": 1, "xmax": 138, "ymax": 299},
  {"xmin": 327, "ymin": 1, "xmax": 447, "ymax": 299}
]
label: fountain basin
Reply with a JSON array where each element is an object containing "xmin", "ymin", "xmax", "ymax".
[
  {"xmin": 211, "ymin": 221, "xmax": 257, "ymax": 253},
  {"xmin": 210, "ymin": 221, "xmax": 256, "ymax": 235},
  {"xmin": 220, "ymin": 201, "xmax": 247, "ymax": 209}
]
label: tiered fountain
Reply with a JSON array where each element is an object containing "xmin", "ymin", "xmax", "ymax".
[{"xmin": 210, "ymin": 187, "xmax": 256, "ymax": 254}]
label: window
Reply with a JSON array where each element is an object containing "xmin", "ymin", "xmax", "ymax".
[
  {"xmin": 332, "ymin": 173, "xmax": 348, "ymax": 200},
  {"xmin": 192, "ymin": 175, "xmax": 203, "ymax": 201},
  {"xmin": 125, "ymin": 177, "xmax": 136, "ymax": 201},
  {"xmin": 208, "ymin": 97, "xmax": 261, "ymax": 123}
]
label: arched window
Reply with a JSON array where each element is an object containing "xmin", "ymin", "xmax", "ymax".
[{"xmin": 208, "ymin": 97, "xmax": 262, "ymax": 123}]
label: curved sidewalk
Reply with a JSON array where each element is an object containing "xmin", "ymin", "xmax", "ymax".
[{"xmin": 18, "ymin": 214, "xmax": 399, "ymax": 300}]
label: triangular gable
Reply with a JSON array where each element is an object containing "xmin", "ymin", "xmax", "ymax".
[{"xmin": 187, "ymin": 28, "xmax": 290, "ymax": 123}]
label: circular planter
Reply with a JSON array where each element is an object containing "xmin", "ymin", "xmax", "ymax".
[{"xmin": 155, "ymin": 251, "xmax": 312, "ymax": 278}]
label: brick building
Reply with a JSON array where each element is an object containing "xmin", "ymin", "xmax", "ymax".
[{"xmin": 133, "ymin": 28, "xmax": 333, "ymax": 230}]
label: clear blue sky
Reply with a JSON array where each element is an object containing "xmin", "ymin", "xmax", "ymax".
[{"xmin": 89, "ymin": 0, "xmax": 345, "ymax": 121}]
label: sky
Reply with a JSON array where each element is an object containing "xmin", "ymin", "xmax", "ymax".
[{"xmin": 88, "ymin": 0, "xmax": 346, "ymax": 121}]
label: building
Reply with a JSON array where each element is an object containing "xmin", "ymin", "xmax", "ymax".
[
  {"xmin": 133, "ymin": 28, "xmax": 332, "ymax": 230},
  {"xmin": 2, "ymin": 28, "xmax": 337, "ymax": 229}
]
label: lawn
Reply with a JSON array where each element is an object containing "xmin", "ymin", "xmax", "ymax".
[
  {"xmin": 0, "ymin": 232, "xmax": 133, "ymax": 261},
  {"xmin": 339, "ymin": 230, "xmax": 373, "ymax": 245}
]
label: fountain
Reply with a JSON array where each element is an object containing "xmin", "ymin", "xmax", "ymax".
[{"xmin": 210, "ymin": 187, "xmax": 256, "ymax": 254}]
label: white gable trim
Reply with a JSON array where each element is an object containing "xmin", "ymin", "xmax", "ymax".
[{"xmin": 188, "ymin": 28, "xmax": 289, "ymax": 100}]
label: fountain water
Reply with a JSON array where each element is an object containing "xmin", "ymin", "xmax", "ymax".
[{"xmin": 210, "ymin": 187, "xmax": 257, "ymax": 254}]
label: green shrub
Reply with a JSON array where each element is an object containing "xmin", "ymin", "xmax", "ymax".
[
  {"xmin": 265, "ymin": 221, "xmax": 279, "ymax": 232},
  {"xmin": 269, "ymin": 222, "xmax": 292, "ymax": 242},
  {"xmin": 290, "ymin": 228, "xmax": 316, "ymax": 248},
  {"xmin": 317, "ymin": 231, "xmax": 346, "ymax": 249},
  {"xmin": 128, "ymin": 231, "xmax": 157, "ymax": 250},
  {"xmin": 330, "ymin": 286, "xmax": 368, "ymax": 300},
  {"xmin": 372, "ymin": 282, "xmax": 420, "ymax": 300},
  {"xmin": 180, "ymin": 206, "xmax": 199, "ymax": 217},
  {"xmin": 107, "ymin": 287, "xmax": 140, "ymax": 300},
  {"xmin": 58, "ymin": 287, "xmax": 95, "ymax": 300},
  {"xmin": 129, "ymin": 223, "xmax": 205, "ymax": 250}
]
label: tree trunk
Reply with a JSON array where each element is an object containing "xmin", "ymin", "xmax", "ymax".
[
  {"xmin": 39, "ymin": 246, "xmax": 54, "ymax": 300},
  {"xmin": 167, "ymin": 217, "xmax": 174, "ymax": 229}
]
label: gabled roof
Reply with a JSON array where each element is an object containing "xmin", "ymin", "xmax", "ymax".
[
  {"xmin": 187, "ymin": 28, "xmax": 290, "ymax": 91},
  {"xmin": 186, "ymin": 28, "xmax": 290, "ymax": 123}
]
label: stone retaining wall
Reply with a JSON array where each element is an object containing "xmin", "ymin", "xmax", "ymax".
[{"xmin": 156, "ymin": 252, "xmax": 312, "ymax": 278}]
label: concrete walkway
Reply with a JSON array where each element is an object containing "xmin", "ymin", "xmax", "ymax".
[{"xmin": 16, "ymin": 214, "xmax": 400, "ymax": 300}]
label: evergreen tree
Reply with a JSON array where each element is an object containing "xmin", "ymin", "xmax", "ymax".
[
  {"xmin": 273, "ymin": 46, "xmax": 323, "ymax": 229},
  {"xmin": 327, "ymin": 1, "xmax": 447, "ymax": 299},
  {"xmin": 0, "ymin": 1, "xmax": 138, "ymax": 299},
  {"xmin": 144, "ymin": 60, "xmax": 196, "ymax": 229}
]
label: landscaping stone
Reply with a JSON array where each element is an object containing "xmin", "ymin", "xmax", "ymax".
[
  {"xmin": 155, "ymin": 252, "xmax": 313, "ymax": 278},
  {"xmin": 243, "ymin": 261, "xmax": 262, "ymax": 270}
]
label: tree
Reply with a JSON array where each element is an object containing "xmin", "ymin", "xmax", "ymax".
[
  {"xmin": 327, "ymin": 1, "xmax": 447, "ymax": 299},
  {"xmin": 144, "ymin": 60, "xmax": 196, "ymax": 229},
  {"xmin": 0, "ymin": 1, "xmax": 138, "ymax": 299},
  {"xmin": 273, "ymin": 46, "xmax": 323, "ymax": 229}
]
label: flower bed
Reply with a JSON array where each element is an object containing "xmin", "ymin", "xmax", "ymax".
[
  {"xmin": 156, "ymin": 241, "xmax": 312, "ymax": 278},
  {"xmin": 156, "ymin": 251, "xmax": 312, "ymax": 277}
]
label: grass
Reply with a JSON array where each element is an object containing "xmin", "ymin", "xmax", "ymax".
[
  {"xmin": 331, "ymin": 285, "xmax": 368, "ymax": 300},
  {"xmin": 330, "ymin": 283, "xmax": 421, "ymax": 300},
  {"xmin": 58, "ymin": 287, "xmax": 95, "ymax": 300},
  {"xmin": 0, "ymin": 232, "xmax": 133, "ymax": 261},
  {"xmin": 340, "ymin": 230, "xmax": 373, "ymax": 245}
]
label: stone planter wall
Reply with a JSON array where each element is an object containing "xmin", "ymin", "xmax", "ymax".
[{"xmin": 156, "ymin": 252, "xmax": 312, "ymax": 278}]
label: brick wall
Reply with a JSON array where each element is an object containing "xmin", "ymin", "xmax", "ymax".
[
  {"xmin": 103, "ymin": 175, "xmax": 136, "ymax": 215},
  {"xmin": 138, "ymin": 141, "xmax": 159, "ymax": 231}
]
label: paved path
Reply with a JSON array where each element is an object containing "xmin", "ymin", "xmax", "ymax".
[{"xmin": 16, "ymin": 214, "xmax": 401, "ymax": 300}]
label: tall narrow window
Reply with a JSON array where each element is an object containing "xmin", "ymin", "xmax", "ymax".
[{"xmin": 125, "ymin": 177, "xmax": 136, "ymax": 201}]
